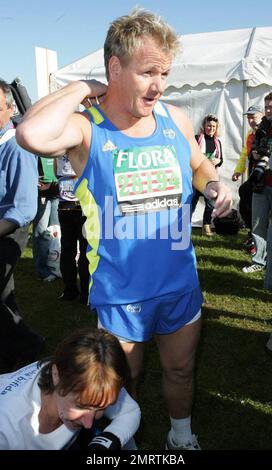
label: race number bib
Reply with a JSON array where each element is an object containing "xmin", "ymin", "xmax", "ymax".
[
  {"xmin": 58, "ymin": 176, "xmax": 78, "ymax": 202},
  {"xmin": 113, "ymin": 145, "xmax": 182, "ymax": 215}
]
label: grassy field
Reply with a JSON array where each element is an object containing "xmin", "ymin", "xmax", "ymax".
[{"xmin": 14, "ymin": 229, "xmax": 272, "ymax": 450}]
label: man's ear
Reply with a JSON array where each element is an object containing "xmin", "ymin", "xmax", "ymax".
[
  {"xmin": 52, "ymin": 364, "xmax": 59, "ymax": 386},
  {"xmin": 8, "ymin": 103, "xmax": 15, "ymax": 118},
  {"xmin": 108, "ymin": 56, "xmax": 122, "ymax": 81}
]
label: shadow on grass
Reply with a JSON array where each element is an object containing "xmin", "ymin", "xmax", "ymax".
[
  {"xmin": 193, "ymin": 229, "xmax": 245, "ymax": 250},
  {"xmin": 135, "ymin": 317, "xmax": 272, "ymax": 450},
  {"xmin": 198, "ymin": 267, "xmax": 268, "ymax": 297},
  {"xmin": 205, "ymin": 305, "xmax": 272, "ymax": 326},
  {"xmin": 12, "ymin": 239, "xmax": 272, "ymax": 450},
  {"xmin": 198, "ymin": 316, "xmax": 272, "ymax": 403},
  {"xmin": 195, "ymin": 317, "xmax": 272, "ymax": 449},
  {"xmin": 197, "ymin": 252, "xmax": 250, "ymax": 268},
  {"xmin": 195, "ymin": 389, "xmax": 272, "ymax": 449}
]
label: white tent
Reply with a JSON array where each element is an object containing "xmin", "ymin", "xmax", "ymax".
[{"xmin": 47, "ymin": 26, "xmax": 272, "ymax": 224}]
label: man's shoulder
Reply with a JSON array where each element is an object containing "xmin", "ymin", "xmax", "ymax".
[
  {"xmin": 3, "ymin": 134, "xmax": 24, "ymax": 150},
  {"xmin": 0, "ymin": 134, "xmax": 16, "ymax": 150},
  {"xmin": 161, "ymin": 102, "xmax": 192, "ymax": 140},
  {"xmin": 163, "ymin": 102, "xmax": 189, "ymax": 122},
  {"xmin": 0, "ymin": 136, "xmax": 18, "ymax": 160},
  {"xmin": 3, "ymin": 136, "xmax": 37, "ymax": 160},
  {"xmin": 0, "ymin": 129, "xmax": 16, "ymax": 146}
]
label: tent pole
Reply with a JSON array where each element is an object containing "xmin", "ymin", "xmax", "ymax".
[
  {"xmin": 35, "ymin": 47, "xmax": 58, "ymax": 99},
  {"xmin": 241, "ymin": 27, "xmax": 257, "ymax": 183}
]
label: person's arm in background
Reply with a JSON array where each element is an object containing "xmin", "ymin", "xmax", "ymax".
[
  {"xmin": 0, "ymin": 143, "xmax": 38, "ymax": 236},
  {"xmin": 232, "ymin": 145, "xmax": 247, "ymax": 181},
  {"xmin": 232, "ymin": 130, "xmax": 250, "ymax": 181},
  {"xmin": 214, "ymin": 139, "xmax": 223, "ymax": 167},
  {"xmin": 168, "ymin": 105, "xmax": 232, "ymax": 218},
  {"xmin": 88, "ymin": 388, "xmax": 141, "ymax": 449},
  {"xmin": 104, "ymin": 388, "xmax": 140, "ymax": 447},
  {"xmin": 191, "ymin": 145, "xmax": 231, "ymax": 218}
]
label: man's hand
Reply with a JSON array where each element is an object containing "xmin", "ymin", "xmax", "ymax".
[
  {"xmin": 81, "ymin": 80, "xmax": 107, "ymax": 108},
  {"xmin": 203, "ymin": 181, "xmax": 232, "ymax": 218},
  {"xmin": 252, "ymin": 150, "xmax": 261, "ymax": 160},
  {"xmin": 38, "ymin": 178, "xmax": 51, "ymax": 191},
  {"xmin": 81, "ymin": 95, "xmax": 106, "ymax": 109},
  {"xmin": 210, "ymin": 156, "xmax": 221, "ymax": 167},
  {"xmin": 16, "ymin": 79, "xmax": 108, "ymax": 158},
  {"xmin": 232, "ymin": 172, "xmax": 241, "ymax": 182}
]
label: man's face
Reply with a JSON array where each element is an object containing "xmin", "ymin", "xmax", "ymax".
[
  {"xmin": 247, "ymin": 112, "xmax": 263, "ymax": 129},
  {"xmin": 0, "ymin": 89, "xmax": 13, "ymax": 129},
  {"xmin": 264, "ymin": 99, "xmax": 272, "ymax": 121},
  {"xmin": 114, "ymin": 37, "xmax": 172, "ymax": 119}
]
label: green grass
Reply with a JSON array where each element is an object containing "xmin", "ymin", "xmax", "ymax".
[{"xmin": 14, "ymin": 229, "xmax": 272, "ymax": 449}]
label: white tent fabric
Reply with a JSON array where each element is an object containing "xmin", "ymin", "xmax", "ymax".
[{"xmin": 50, "ymin": 26, "xmax": 272, "ymax": 225}]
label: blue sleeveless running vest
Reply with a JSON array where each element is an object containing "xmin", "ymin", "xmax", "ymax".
[{"xmin": 75, "ymin": 102, "xmax": 199, "ymax": 306}]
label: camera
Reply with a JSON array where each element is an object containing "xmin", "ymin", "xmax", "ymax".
[
  {"xmin": 249, "ymin": 117, "xmax": 272, "ymax": 192},
  {"xmin": 9, "ymin": 77, "xmax": 32, "ymax": 126}
]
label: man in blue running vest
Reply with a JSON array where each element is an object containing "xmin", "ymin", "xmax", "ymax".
[{"xmin": 17, "ymin": 9, "xmax": 232, "ymax": 450}]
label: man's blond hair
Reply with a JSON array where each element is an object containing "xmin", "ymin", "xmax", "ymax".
[{"xmin": 104, "ymin": 8, "xmax": 180, "ymax": 81}]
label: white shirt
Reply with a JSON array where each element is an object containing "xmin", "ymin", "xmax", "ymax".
[{"xmin": 0, "ymin": 362, "xmax": 140, "ymax": 450}]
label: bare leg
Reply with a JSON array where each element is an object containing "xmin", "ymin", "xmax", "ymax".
[
  {"xmin": 120, "ymin": 341, "xmax": 145, "ymax": 400},
  {"xmin": 155, "ymin": 318, "xmax": 201, "ymax": 418}
]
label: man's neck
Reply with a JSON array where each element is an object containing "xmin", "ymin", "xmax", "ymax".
[
  {"xmin": 0, "ymin": 120, "xmax": 13, "ymax": 138},
  {"xmin": 100, "ymin": 94, "xmax": 156, "ymax": 138}
]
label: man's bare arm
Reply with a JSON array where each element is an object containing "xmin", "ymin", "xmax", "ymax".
[
  {"xmin": 16, "ymin": 80, "xmax": 107, "ymax": 158},
  {"xmin": 167, "ymin": 104, "xmax": 232, "ymax": 217}
]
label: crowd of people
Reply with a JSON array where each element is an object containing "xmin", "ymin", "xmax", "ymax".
[{"xmin": 0, "ymin": 8, "xmax": 271, "ymax": 451}]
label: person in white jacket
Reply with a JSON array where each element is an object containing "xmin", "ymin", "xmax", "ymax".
[{"xmin": 0, "ymin": 327, "xmax": 140, "ymax": 450}]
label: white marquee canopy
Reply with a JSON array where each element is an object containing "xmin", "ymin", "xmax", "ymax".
[{"xmin": 37, "ymin": 26, "xmax": 272, "ymax": 224}]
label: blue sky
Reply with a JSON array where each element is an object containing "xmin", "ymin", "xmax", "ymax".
[{"xmin": 1, "ymin": 0, "xmax": 271, "ymax": 102}]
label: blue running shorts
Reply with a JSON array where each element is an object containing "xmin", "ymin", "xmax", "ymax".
[{"xmin": 95, "ymin": 285, "xmax": 203, "ymax": 342}]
